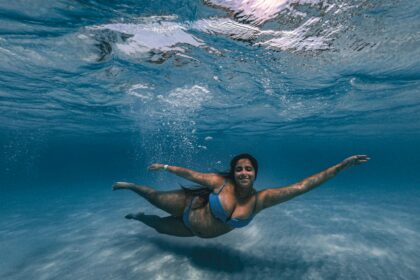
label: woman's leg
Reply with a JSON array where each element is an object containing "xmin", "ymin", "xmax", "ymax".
[
  {"xmin": 113, "ymin": 182, "xmax": 188, "ymax": 217},
  {"xmin": 126, "ymin": 212, "xmax": 194, "ymax": 237}
]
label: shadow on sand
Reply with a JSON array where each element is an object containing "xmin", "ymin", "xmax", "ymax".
[
  {"xmin": 112, "ymin": 233, "xmax": 316, "ymax": 275},
  {"xmin": 148, "ymin": 236, "xmax": 247, "ymax": 273}
]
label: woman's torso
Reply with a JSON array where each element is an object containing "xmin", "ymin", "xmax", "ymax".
[{"xmin": 186, "ymin": 181, "xmax": 258, "ymax": 238}]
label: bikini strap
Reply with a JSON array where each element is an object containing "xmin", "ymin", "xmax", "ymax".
[{"xmin": 216, "ymin": 178, "xmax": 228, "ymax": 194}]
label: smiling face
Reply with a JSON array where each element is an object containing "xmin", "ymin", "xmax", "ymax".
[{"xmin": 234, "ymin": 158, "xmax": 256, "ymax": 189}]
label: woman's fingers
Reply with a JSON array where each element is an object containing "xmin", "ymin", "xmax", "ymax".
[
  {"xmin": 352, "ymin": 155, "xmax": 370, "ymax": 165},
  {"xmin": 148, "ymin": 163, "xmax": 162, "ymax": 170},
  {"xmin": 344, "ymin": 155, "xmax": 370, "ymax": 166},
  {"xmin": 356, "ymin": 155, "xmax": 370, "ymax": 161},
  {"xmin": 112, "ymin": 181, "xmax": 133, "ymax": 190}
]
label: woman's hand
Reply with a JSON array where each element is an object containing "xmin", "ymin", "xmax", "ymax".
[
  {"xmin": 148, "ymin": 163, "xmax": 166, "ymax": 171},
  {"xmin": 343, "ymin": 155, "xmax": 370, "ymax": 168}
]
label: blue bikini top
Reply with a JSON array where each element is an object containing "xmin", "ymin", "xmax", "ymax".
[{"xmin": 209, "ymin": 180, "xmax": 256, "ymax": 228}]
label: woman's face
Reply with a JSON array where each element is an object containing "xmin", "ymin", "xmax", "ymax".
[{"xmin": 234, "ymin": 158, "xmax": 256, "ymax": 188}]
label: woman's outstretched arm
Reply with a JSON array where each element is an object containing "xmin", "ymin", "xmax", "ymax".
[
  {"xmin": 149, "ymin": 163, "xmax": 224, "ymax": 189},
  {"xmin": 256, "ymin": 155, "xmax": 370, "ymax": 212}
]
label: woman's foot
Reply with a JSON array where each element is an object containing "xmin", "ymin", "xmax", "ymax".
[
  {"xmin": 112, "ymin": 181, "xmax": 135, "ymax": 191},
  {"xmin": 125, "ymin": 212, "xmax": 144, "ymax": 221}
]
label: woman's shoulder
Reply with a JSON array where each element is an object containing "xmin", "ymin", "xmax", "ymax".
[{"xmin": 212, "ymin": 177, "xmax": 233, "ymax": 193}]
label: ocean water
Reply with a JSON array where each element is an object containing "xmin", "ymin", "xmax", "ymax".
[{"xmin": 1, "ymin": 0, "xmax": 419, "ymax": 279}]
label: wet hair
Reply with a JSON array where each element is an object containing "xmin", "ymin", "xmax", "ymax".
[{"xmin": 228, "ymin": 153, "xmax": 258, "ymax": 179}]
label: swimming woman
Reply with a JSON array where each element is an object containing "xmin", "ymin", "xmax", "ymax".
[{"xmin": 112, "ymin": 154, "xmax": 369, "ymax": 238}]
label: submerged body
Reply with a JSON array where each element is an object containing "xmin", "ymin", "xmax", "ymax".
[
  {"xmin": 184, "ymin": 180, "xmax": 258, "ymax": 238},
  {"xmin": 113, "ymin": 154, "xmax": 369, "ymax": 238},
  {"xmin": 185, "ymin": 196, "xmax": 234, "ymax": 238}
]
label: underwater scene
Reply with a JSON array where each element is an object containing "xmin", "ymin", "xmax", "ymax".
[{"xmin": 1, "ymin": 0, "xmax": 419, "ymax": 279}]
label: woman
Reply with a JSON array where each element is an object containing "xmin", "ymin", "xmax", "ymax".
[{"xmin": 113, "ymin": 154, "xmax": 369, "ymax": 238}]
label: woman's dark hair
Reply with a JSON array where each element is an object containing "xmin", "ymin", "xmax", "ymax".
[{"xmin": 228, "ymin": 153, "xmax": 258, "ymax": 179}]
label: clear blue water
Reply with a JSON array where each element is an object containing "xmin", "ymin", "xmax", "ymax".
[{"xmin": 1, "ymin": 0, "xmax": 419, "ymax": 279}]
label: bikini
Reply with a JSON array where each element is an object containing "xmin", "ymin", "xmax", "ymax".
[{"xmin": 183, "ymin": 180, "xmax": 256, "ymax": 231}]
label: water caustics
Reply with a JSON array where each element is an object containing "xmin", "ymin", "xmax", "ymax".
[{"xmin": 0, "ymin": 0, "xmax": 419, "ymax": 139}]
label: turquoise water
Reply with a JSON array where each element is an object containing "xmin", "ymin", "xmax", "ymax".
[{"xmin": 1, "ymin": 0, "xmax": 420, "ymax": 279}]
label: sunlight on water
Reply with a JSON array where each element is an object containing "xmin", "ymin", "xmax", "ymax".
[{"xmin": 0, "ymin": 0, "xmax": 418, "ymax": 136}]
